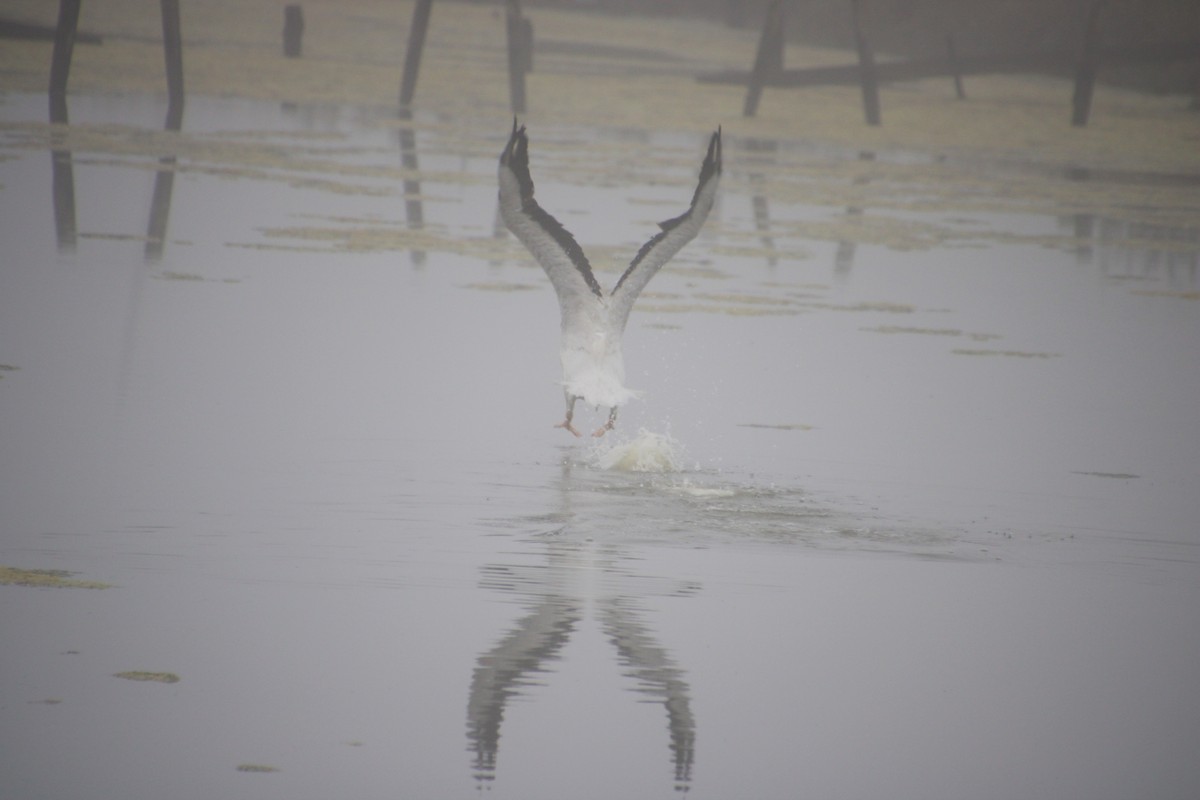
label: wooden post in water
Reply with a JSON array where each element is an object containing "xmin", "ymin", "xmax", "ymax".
[
  {"xmin": 519, "ymin": 15, "xmax": 534, "ymax": 73},
  {"xmin": 505, "ymin": 0, "xmax": 530, "ymax": 114},
  {"xmin": 946, "ymin": 33, "xmax": 966, "ymax": 99},
  {"xmin": 160, "ymin": 0, "xmax": 185, "ymax": 130},
  {"xmin": 850, "ymin": 0, "xmax": 881, "ymax": 125},
  {"xmin": 49, "ymin": 0, "xmax": 82, "ymax": 123},
  {"xmin": 1071, "ymin": 0, "xmax": 1106, "ymax": 127},
  {"xmin": 399, "ymin": 0, "xmax": 434, "ymax": 110},
  {"xmin": 283, "ymin": 4, "xmax": 304, "ymax": 58},
  {"xmin": 743, "ymin": 0, "xmax": 785, "ymax": 118}
]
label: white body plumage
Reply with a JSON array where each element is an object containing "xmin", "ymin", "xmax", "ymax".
[{"xmin": 498, "ymin": 122, "xmax": 722, "ymax": 436}]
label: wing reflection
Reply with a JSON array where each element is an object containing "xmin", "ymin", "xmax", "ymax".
[
  {"xmin": 467, "ymin": 452, "xmax": 697, "ymax": 792},
  {"xmin": 600, "ymin": 596, "xmax": 695, "ymax": 789},
  {"xmin": 467, "ymin": 586, "xmax": 581, "ymax": 785}
]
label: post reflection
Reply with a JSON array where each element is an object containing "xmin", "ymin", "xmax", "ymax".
[
  {"xmin": 745, "ymin": 137, "xmax": 779, "ymax": 270},
  {"xmin": 144, "ymin": 96, "xmax": 183, "ymax": 263},
  {"xmin": 144, "ymin": 155, "xmax": 179, "ymax": 262},
  {"xmin": 397, "ymin": 110, "xmax": 426, "ymax": 267},
  {"xmin": 467, "ymin": 453, "xmax": 697, "ymax": 792},
  {"xmin": 1057, "ymin": 213, "xmax": 1199, "ymax": 286},
  {"xmin": 47, "ymin": 97, "xmax": 183, "ymax": 262},
  {"xmin": 50, "ymin": 134, "xmax": 77, "ymax": 252},
  {"xmin": 834, "ymin": 150, "xmax": 875, "ymax": 277}
]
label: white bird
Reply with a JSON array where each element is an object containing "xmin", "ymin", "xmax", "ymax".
[{"xmin": 498, "ymin": 121, "xmax": 722, "ymax": 437}]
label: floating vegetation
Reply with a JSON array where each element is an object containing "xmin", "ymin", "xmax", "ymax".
[
  {"xmin": 637, "ymin": 302, "xmax": 801, "ymax": 317},
  {"xmin": 693, "ymin": 291, "xmax": 799, "ymax": 307},
  {"xmin": 114, "ymin": 671, "xmax": 181, "ymax": 684},
  {"xmin": 236, "ymin": 764, "xmax": 280, "ymax": 774},
  {"xmin": 77, "ymin": 231, "xmax": 154, "ymax": 243},
  {"xmin": 952, "ymin": 349, "xmax": 1059, "ymax": 359},
  {"xmin": 862, "ymin": 325, "xmax": 1002, "ymax": 341},
  {"xmin": 1072, "ymin": 471, "xmax": 1140, "ymax": 480},
  {"xmin": 738, "ymin": 423, "xmax": 815, "ymax": 431},
  {"xmin": 1132, "ymin": 289, "xmax": 1200, "ymax": 301},
  {"xmin": 803, "ymin": 301, "xmax": 917, "ymax": 314},
  {"xmin": 461, "ymin": 281, "xmax": 540, "ymax": 293},
  {"xmin": 0, "ymin": 566, "xmax": 110, "ymax": 589},
  {"xmin": 0, "ymin": 364, "xmax": 17, "ymax": 379}
]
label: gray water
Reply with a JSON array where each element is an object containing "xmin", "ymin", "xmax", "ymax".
[{"xmin": 2, "ymin": 93, "xmax": 1198, "ymax": 800}]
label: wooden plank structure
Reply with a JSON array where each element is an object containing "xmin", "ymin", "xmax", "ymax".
[
  {"xmin": 399, "ymin": 0, "xmax": 532, "ymax": 115},
  {"xmin": 283, "ymin": 4, "xmax": 304, "ymax": 58},
  {"xmin": 703, "ymin": 0, "xmax": 1199, "ymax": 127},
  {"xmin": 743, "ymin": 0, "xmax": 785, "ymax": 118},
  {"xmin": 849, "ymin": 0, "xmax": 881, "ymax": 125},
  {"xmin": 49, "ymin": 0, "xmax": 184, "ymax": 128},
  {"xmin": 48, "ymin": 0, "xmax": 185, "ymax": 257},
  {"xmin": 399, "ymin": 0, "xmax": 434, "ymax": 110},
  {"xmin": 702, "ymin": 41, "xmax": 1200, "ymax": 90},
  {"xmin": 1070, "ymin": 0, "xmax": 1106, "ymax": 127},
  {"xmin": 505, "ymin": 0, "xmax": 533, "ymax": 114}
]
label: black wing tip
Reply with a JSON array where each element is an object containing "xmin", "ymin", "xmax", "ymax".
[
  {"xmin": 501, "ymin": 119, "xmax": 535, "ymax": 199},
  {"xmin": 704, "ymin": 126, "xmax": 722, "ymax": 177},
  {"xmin": 501, "ymin": 118, "xmax": 528, "ymax": 166}
]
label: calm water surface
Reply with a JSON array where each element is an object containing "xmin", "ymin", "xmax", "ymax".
[{"xmin": 2, "ymin": 93, "xmax": 1198, "ymax": 799}]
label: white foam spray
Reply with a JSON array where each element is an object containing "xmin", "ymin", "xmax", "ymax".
[{"xmin": 592, "ymin": 429, "xmax": 682, "ymax": 473}]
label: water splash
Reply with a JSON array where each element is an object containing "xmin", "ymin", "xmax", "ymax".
[{"xmin": 593, "ymin": 429, "xmax": 682, "ymax": 473}]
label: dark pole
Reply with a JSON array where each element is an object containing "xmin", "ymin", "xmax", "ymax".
[
  {"xmin": 743, "ymin": 0, "xmax": 784, "ymax": 118},
  {"xmin": 283, "ymin": 5, "xmax": 304, "ymax": 58},
  {"xmin": 505, "ymin": 0, "xmax": 528, "ymax": 114},
  {"xmin": 946, "ymin": 33, "xmax": 966, "ymax": 100},
  {"xmin": 160, "ymin": 0, "xmax": 184, "ymax": 130},
  {"xmin": 1071, "ymin": 0, "xmax": 1106, "ymax": 127},
  {"xmin": 850, "ymin": 0, "xmax": 881, "ymax": 125},
  {"xmin": 399, "ymin": 0, "xmax": 434, "ymax": 110},
  {"xmin": 49, "ymin": 0, "xmax": 82, "ymax": 123}
]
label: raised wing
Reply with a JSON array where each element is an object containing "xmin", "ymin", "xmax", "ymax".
[
  {"xmin": 498, "ymin": 120, "xmax": 604, "ymax": 306},
  {"xmin": 609, "ymin": 128, "xmax": 722, "ymax": 333}
]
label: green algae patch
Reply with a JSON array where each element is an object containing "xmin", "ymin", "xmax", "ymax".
[
  {"xmin": 236, "ymin": 764, "xmax": 280, "ymax": 774},
  {"xmin": 803, "ymin": 301, "xmax": 917, "ymax": 314},
  {"xmin": 114, "ymin": 671, "xmax": 181, "ymax": 684},
  {"xmin": 862, "ymin": 325, "xmax": 1002, "ymax": 341},
  {"xmin": 461, "ymin": 281, "xmax": 541, "ymax": 292},
  {"xmin": 1132, "ymin": 289, "xmax": 1200, "ymax": 301},
  {"xmin": 0, "ymin": 565, "xmax": 111, "ymax": 589},
  {"xmin": 739, "ymin": 423, "xmax": 815, "ymax": 431},
  {"xmin": 952, "ymin": 348, "xmax": 1060, "ymax": 359}
]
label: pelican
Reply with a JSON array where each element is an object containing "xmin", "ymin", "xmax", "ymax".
[{"xmin": 498, "ymin": 121, "xmax": 722, "ymax": 437}]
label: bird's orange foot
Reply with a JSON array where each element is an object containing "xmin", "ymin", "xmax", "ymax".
[
  {"xmin": 555, "ymin": 420, "xmax": 582, "ymax": 437},
  {"xmin": 591, "ymin": 422, "xmax": 614, "ymax": 438}
]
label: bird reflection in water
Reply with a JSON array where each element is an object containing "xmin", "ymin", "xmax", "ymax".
[{"xmin": 467, "ymin": 452, "xmax": 697, "ymax": 792}]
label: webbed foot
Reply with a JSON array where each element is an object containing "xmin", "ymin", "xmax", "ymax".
[{"xmin": 555, "ymin": 420, "xmax": 582, "ymax": 437}]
